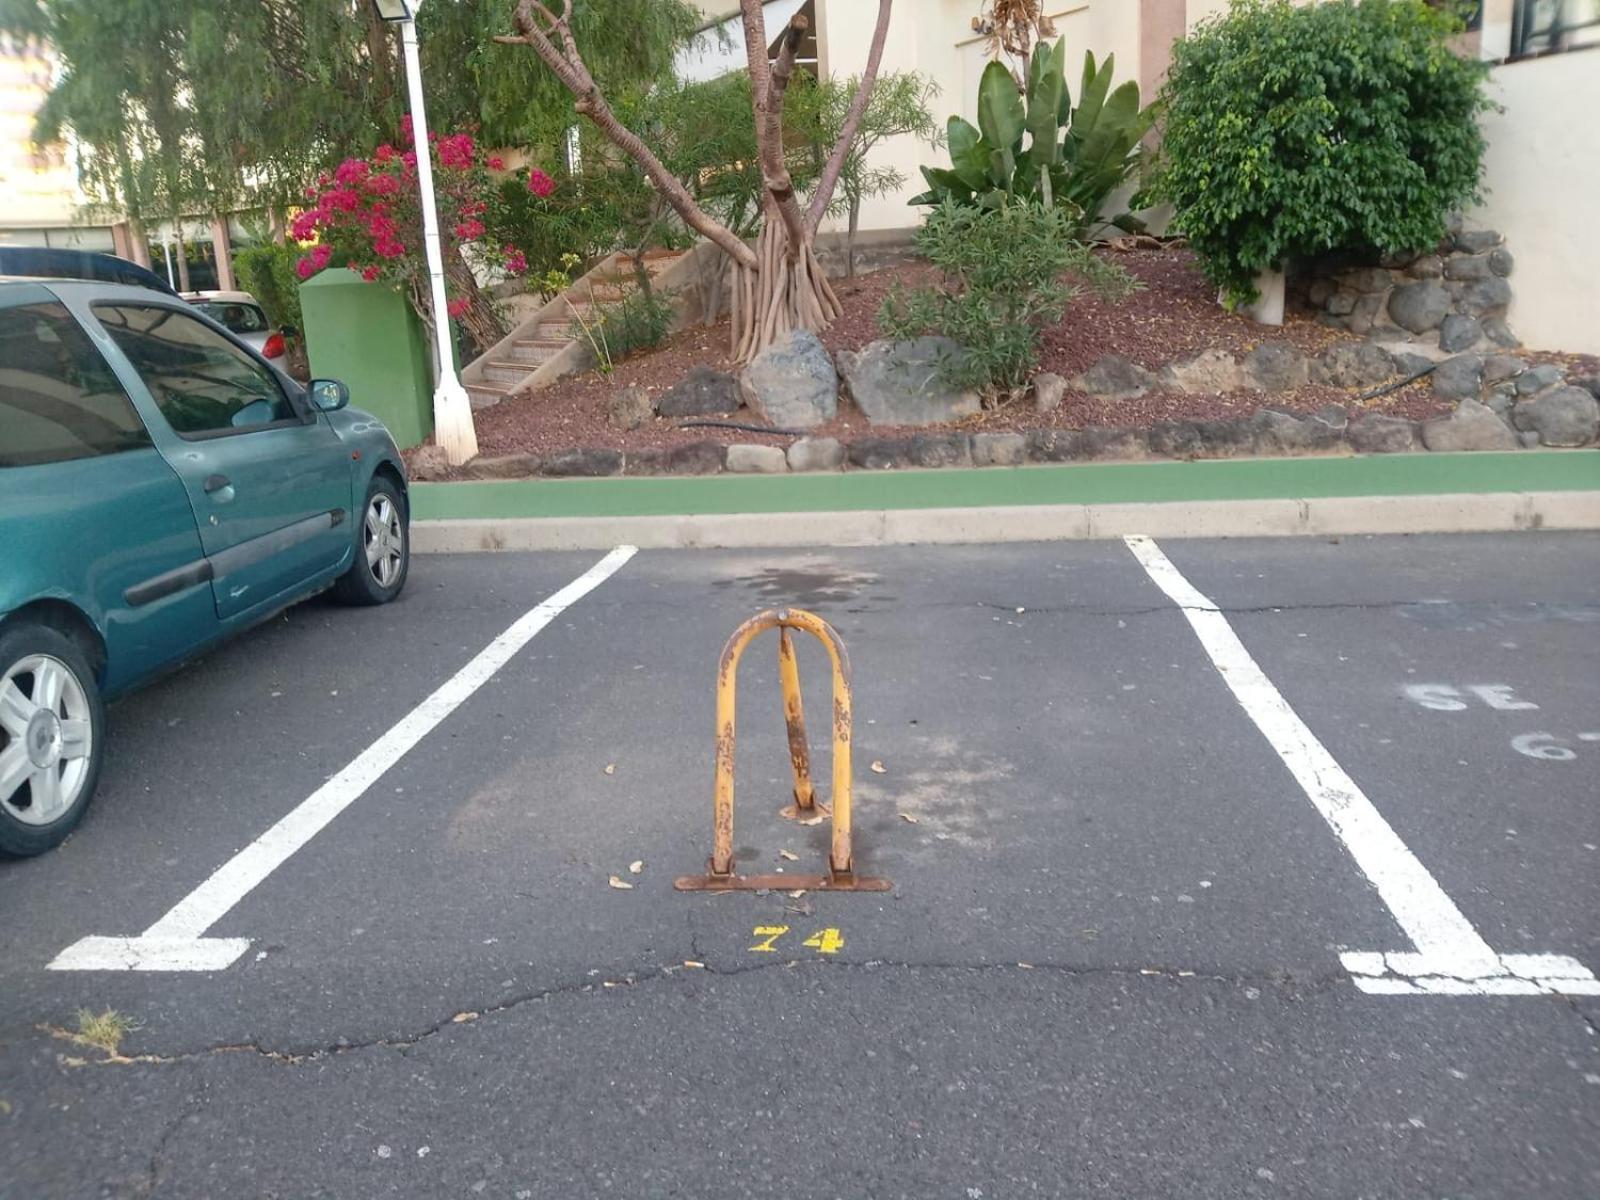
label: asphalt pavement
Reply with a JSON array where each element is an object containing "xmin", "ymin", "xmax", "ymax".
[{"xmin": 1, "ymin": 533, "xmax": 1596, "ymax": 1199}]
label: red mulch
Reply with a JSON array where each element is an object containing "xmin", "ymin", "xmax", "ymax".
[{"xmin": 420, "ymin": 245, "xmax": 1577, "ymax": 466}]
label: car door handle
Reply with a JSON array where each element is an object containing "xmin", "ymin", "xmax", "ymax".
[{"xmin": 203, "ymin": 474, "xmax": 231, "ymax": 494}]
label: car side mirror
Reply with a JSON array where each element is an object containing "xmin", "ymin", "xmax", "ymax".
[{"xmin": 309, "ymin": 379, "xmax": 349, "ymax": 412}]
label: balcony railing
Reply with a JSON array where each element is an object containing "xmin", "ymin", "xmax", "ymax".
[{"xmin": 1510, "ymin": 0, "xmax": 1600, "ymax": 58}]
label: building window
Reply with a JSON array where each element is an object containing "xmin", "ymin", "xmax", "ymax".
[{"xmin": 1511, "ymin": 0, "xmax": 1600, "ymax": 58}]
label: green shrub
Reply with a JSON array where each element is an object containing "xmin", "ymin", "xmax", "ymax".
[
  {"xmin": 910, "ymin": 38, "xmax": 1157, "ymax": 238},
  {"xmin": 1154, "ymin": 0, "xmax": 1492, "ymax": 305},
  {"xmin": 233, "ymin": 242, "xmax": 304, "ymax": 331},
  {"xmin": 599, "ymin": 287, "xmax": 676, "ymax": 359},
  {"xmin": 878, "ymin": 199, "xmax": 1134, "ymax": 399},
  {"xmin": 571, "ymin": 285, "xmax": 677, "ymax": 374},
  {"xmin": 493, "ymin": 170, "xmax": 648, "ymax": 291}
]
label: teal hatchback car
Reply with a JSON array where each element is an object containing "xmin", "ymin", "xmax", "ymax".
[{"xmin": 0, "ymin": 278, "xmax": 411, "ymax": 855}]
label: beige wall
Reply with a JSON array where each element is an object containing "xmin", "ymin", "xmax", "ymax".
[
  {"xmin": 815, "ymin": 1, "xmax": 1142, "ymax": 233},
  {"xmin": 0, "ymin": 39, "xmax": 83, "ymax": 229},
  {"xmin": 1470, "ymin": 50, "xmax": 1600, "ymax": 355}
]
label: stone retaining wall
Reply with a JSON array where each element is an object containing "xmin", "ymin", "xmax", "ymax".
[
  {"xmin": 449, "ymin": 380, "xmax": 1597, "ymax": 482},
  {"xmin": 1296, "ymin": 220, "xmax": 1518, "ymax": 352}
]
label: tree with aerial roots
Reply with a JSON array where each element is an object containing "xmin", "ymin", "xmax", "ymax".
[{"xmin": 500, "ymin": 0, "xmax": 894, "ymax": 363}]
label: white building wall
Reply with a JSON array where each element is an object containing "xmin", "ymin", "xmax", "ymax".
[
  {"xmin": 814, "ymin": 1, "xmax": 1142, "ymax": 234},
  {"xmin": 1469, "ymin": 49, "xmax": 1600, "ymax": 354}
]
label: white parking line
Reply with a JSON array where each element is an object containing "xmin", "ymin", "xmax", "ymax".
[
  {"xmin": 1123, "ymin": 535, "xmax": 1599, "ymax": 997},
  {"xmin": 50, "ymin": 545, "xmax": 639, "ymax": 972}
]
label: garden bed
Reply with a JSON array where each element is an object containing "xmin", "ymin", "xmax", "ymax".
[{"xmin": 407, "ymin": 244, "xmax": 1597, "ymax": 478}]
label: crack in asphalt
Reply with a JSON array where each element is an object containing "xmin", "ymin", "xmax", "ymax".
[
  {"xmin": 41, "ymin": 958, "xmax": 1346, "ymax": 1072},
  {"xmin": 133, "ymin": 1103, "xmax": 196, "ymax": 1200},
  {"xmin": 1564, "ymin": 997, "xmax": 1600, "ymax": 1041},
  {"xmin": 577, "ymin": 597, "xmax": 1593, "ymax": 621}
]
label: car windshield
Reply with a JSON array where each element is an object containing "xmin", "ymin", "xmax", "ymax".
[{"xmin": 193, "ymin": 300, "xmax": 269, "ymax": 335}]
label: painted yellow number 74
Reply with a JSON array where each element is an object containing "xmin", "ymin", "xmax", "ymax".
[{"xmin": 748, "ymin": 926, "xmax": 844, "ymax": 954}]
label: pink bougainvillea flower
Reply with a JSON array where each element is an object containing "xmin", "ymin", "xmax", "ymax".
[
  {"xmin": 487, "ymin": 155, "xmax": 504, "ymax": 170},
  {"xmin": 398, "ymin": 116, "xmax": 415, "ymax": 146},
  {"xmin": 361, "ymin": 265, "xmax": 382, "ymax": 282},
  {"xmin": 436, "ymin": 132, "xmax": 475, "ymax": 170},
  {"xmin": 334, "ymin": 157, "xmax": 369, "ymax": 185},
  {"xmin": 527, "ymin": 169, "xmax": 555, "ymax": 198},
  {"xmin": 365, "ymin": 172, "xmax": 399, "ymax": 196},
  {"xmin": 402, "ymin": 150, "xmax": 417, "ymax": 169},
  {"xmin": 446, "ymin": 296, "xmax": 471, "ymax": 318},
  {"xmin": 325, "ymin": 187, "xmax": 360, "ymax": 213},
  {"xmin": 452, "ymin": 218, "xmax": 485, "ymax": 240},
  {"xmin": 310, "ymin": 243, "xmax": 334, "ymax": 269},
  {"xmin": 504, "ymin": 250, "xmax": 527, "ymax": 275},
  {"xmin": 374, "ymin": 143, "xmax": 396, "ymax": 163},
  {"xmin": 295, "ymin": 257, "xmax": 316, "ymax": 280},
  {"xmin": 290, "ymin": 211, "xmax": 319, "ymax": 241}
]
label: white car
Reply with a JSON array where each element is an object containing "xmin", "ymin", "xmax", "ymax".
[{"xmin": 181, "ymin": 290, "xmax": 289, "ymax": 361}]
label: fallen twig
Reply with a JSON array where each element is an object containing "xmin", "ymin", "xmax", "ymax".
[
  {"xmin": 1357, "ymin": 361, "xmax": 1437, "ymax": 403},
  {"xmin": 675, "ymin": 419, "xmax": 809, "ymax": 437}
]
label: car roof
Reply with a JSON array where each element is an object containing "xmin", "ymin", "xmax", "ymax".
[
  {"xmin": 183, "ymin": 290, "xmax": 261, "ymax": 306},
  {"xmin": 0, "ymin": 245, "xmax": 180, "ymax": 296},
  {"xmin": 0, "ymin": 277, "xmax": 199, "ymax": 303}
]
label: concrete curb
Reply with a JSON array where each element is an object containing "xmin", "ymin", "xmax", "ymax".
[{"xmin": 412, "ymin": 490, "xmax": 1600, "ymax": 553}]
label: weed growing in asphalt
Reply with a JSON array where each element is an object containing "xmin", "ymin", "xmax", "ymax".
[{"xmin": 73, "ymin": 1008, "xmax": 140, "ymax": 1055}]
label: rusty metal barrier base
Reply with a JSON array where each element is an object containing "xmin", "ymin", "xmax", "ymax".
[{"xmin": 674, "ymin": 609, "xmax": 891, "ymax": 894}]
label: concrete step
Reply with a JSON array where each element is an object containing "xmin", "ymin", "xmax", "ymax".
[
  {"xmin": 571, "ymin": 284, "xmax": 630, "ymax": 303},
  {"xmin": 466, "ymin": 381, "xmax": 511, "ymax": 410},
  {"xmin": 507, "ymin": 339, "xmax": 569, "ymax": 365},
  {"xmin": 617, "ymin": 249, "xmax": 686, "ymax": 273},
  {"xmin": 535, "ymin": 323, "xmax": 580, "ymax": 342},
  {"xmin": 482, "ymin": 360, "xmax": 537, "ymax": 386}
]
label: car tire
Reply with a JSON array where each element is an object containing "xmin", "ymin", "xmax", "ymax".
[
  {"xmin": 0, "ymin": 622, "xmax": 106, "ymax": 857},
  {"xmin": 333, "ymin": 473, "xmax": 409, "ymax": 606}
]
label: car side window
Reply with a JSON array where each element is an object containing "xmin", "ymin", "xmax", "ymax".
[
  {"xmin": 196, "ymin": 302, "xmax": 268, "ymax": 335},
  {"xmin": 0, "ymin": 300, "xmax": 153, "ymax": 468},
  {"xmin": 93, "ymin": 303, "xmax": 300, "ymax": 437}
]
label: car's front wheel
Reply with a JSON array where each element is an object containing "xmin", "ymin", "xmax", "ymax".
[
  {"xmin": 333, "ymin": 474, "xmax": 410, "ymax": 606},
  {"xmin": 0, "ymin": 623, "xmax": 105, "ymax": 856}
]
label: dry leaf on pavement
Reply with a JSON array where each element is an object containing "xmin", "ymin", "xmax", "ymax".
[
  {"xmin": 869, "ymin": 761, "xmax": 887, "ymax": 774},
  {"xmin": 629, "ymin": 860, "xmax": 643, "ymax": 874},
  {"xmin": 607, "ymin": 875, "xmax": 634, "ymax": 890},
  {"xmin": 899, "ymin": 812, "xmax": 920, "ymax": 824},
  {"xmin": 778, "ymin": 849, "xmax": 799, "ymax": 861},
  {"xmin": 604, "ymin": 764, "xmax": 616, "ymax": 775}
]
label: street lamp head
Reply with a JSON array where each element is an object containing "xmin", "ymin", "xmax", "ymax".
[{"xmin": 371, "ymin": 0, "xmax": 416, "ymax": 22}]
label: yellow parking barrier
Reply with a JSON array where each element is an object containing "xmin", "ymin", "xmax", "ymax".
[{"xmin": 674, "ymin": 608, "xmax": 891, "ymax": 893}]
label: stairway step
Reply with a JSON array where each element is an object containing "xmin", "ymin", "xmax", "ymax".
[
  {"xmin": 482, "ymin": 361, "xmax": 535, "ymax": 385},
  {"xmin": 466, "ymin": 382, "xmax": 510, "ymax": 410},
  {"xmin": 508, "ymin": 339, "xmax": 568, "ymax": 364}
]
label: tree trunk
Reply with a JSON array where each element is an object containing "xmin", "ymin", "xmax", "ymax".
[
  {"xmin": 406, "ymin": 248, "xmax": 506, "ymax": 364},
  {"xmin": 503, "ymin": 0, "xmax": 892, "ymax": 363},
  {"xmin": 444, "ymin": 250, "xmax": 506, "ymax": 358},
  {"xmin": 847, "ymin": 195, "xmax": 861, "ymax": 280},
  {"xmin": 174, "ymin": 233, "xmax": 191, "ymax": 292},
  {"xmin": 727, "ymin": 210, "xmax": 841, "ymax": 363}
]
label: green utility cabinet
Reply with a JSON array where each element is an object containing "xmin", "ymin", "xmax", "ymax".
[{"xmin": 300, "ymin": 270, "xmax": 432, "ymax": 449}]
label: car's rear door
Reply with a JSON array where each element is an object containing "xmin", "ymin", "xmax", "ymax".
[
  {"xmin": 0, "ymin": 285, "xmax": 213, "ymax": 693},
  {"xmin": 89, "ymin": 300, "xmax": 354, "ymax": 623}
]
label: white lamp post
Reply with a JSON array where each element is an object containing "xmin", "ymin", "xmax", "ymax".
[{"xmin": 372, "ymin": 0, "xmax": 478, "ymax": 464}]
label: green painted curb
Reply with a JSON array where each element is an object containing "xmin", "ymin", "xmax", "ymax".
[{"xmin": 411, "ymin": 452, "xmax": 1599, "ymax": 522}]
